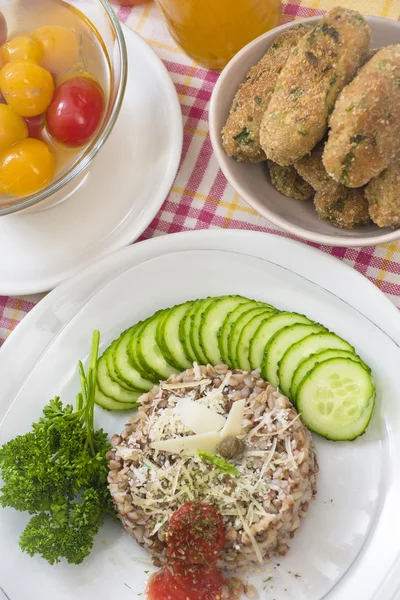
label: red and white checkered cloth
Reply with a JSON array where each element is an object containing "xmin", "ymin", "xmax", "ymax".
[{"xmin": 1, "ymin": 0, "xmax": 400, "ymax": 345}]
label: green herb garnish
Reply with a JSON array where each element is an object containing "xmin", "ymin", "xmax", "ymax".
[
  {"xmin": 198, "ymin": 451, "xmax": 238, "ymax": 476},
  {"xmin": 321, "ymin": 23, "xmax": 339, "ymax": 42},
  {"xmin": 350, "ymin": 133, "xmax": 365, "ymax": 144},
  {"xmin": 254, "ymin": 96, "xmax": 262, "ymax": 104},
  {"xmin": 233, "ymin": 127, "xmax": 252, "ymax": 146},
  {"xmin": 289, "ymin": 85, "xmax": 304, "ymax": 99},
  {"xmin": 305, "ymin": 51, "xmax": 317, "ymax": 65},
  {"xmin": 346, "ymin": 102, "xmax": 355, "ymax": 112},
  {"xmin": 0, "ymin": 331, "xmax": 113, "ymax": 565},
  {"xmin": 353, "ymin": 13, "xmax": 366, "ymax": 25},
  {"xmin": 332, "ymin": 197, "xmax": 345, "ymax": 213},
  {"xmin": 341, "ymin": 151, "xmax": 354, "ymax": 182}
]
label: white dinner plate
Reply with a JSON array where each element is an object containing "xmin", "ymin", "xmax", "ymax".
[
  {"xmin": 0, "ymin": 230, "xmax": 399, "ymax": 600},
  {"xmin": 0, "ymin": 25, "xmax": 183, "ymax": 296}
]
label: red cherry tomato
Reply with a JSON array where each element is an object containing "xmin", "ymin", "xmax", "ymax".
[
  {"xmin": 0, "ymin": 13, "xmax": 7, "ymax": 46},
  {"xmin": 24, "ymin": 114, "xmax": 45, "ymax": 139},
  {"xmin": 46, "ymin": 76, "xmax": 105, "ymax": 147}
]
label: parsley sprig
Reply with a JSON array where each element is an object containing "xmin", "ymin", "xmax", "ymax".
[{"xmin": 0, "ymin": 330, "xmax": 113, "ymax": 565}]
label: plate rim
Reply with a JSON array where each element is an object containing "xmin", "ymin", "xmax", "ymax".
[
  {"xmin": 0, "ymin": 24, "xmax": 183, "ymax": 296},
  {"xmin": 2, "ymin": 229, "xmax": 400, "ymax": 353}
]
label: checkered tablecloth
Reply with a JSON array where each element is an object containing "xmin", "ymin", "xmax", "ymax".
[{"xmin": 1, "ymin": 0, "xmax": 400, "ymax": 346}]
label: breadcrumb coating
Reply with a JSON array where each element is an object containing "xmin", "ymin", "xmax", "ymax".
[
  {"xmin": 268, "ymin": 160, "xmax": 314, "ymax": 200},
  {"xmin": 323, "ymin": 45, "xmax": 400, "ymax": 187},
  {"xmin": 365, "ymin": 157, "xmax": 400, "ymax": 227},
  {"xmin": 260, "ymin": 8, "xmax": 371, "ymax": 166},
  {"xmin": 221, "ymin": 25, "xmax": 311, "ymax": 162}
]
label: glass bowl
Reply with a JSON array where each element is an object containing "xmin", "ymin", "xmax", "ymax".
[{"xmin": 0, "ymin": 0, "xmax": 127, "ymax": 216}]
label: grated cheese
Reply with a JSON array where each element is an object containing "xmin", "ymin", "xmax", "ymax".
[
  {"xmin": 116, "ymin": 446, "xmax": 139, "ymax": 461},
  {"xmin": 234, "ymin": 501, "xmax": 264, "ymax": 565},
  {"xmin": 198, "ymin": 370, "xmax": 232, "ymax": 414},
  {"xmin": 193, "ymin": 362, "xmax": 201, "ymax": 380},
  {"xmin": 161, "ymin": 379, "xmax": 212, "ymax": 390},
  {"xmin": 175, "ymin": 397, "xmax": 226, "ymax": 434},
  {"xmin": 220, "ymin": 399, "xmax": 245, "ymax": 438},
  {"xmin": 255, "ymin": 438, "xmax": 277, "ymax": 491},
  {"xmin": 285, "ymin": 437, "xmax": 298, "ymax": 471},
  {"xmin": 115, "ymin": 369, "xmax": 311, "ymax": 568},
  {"xmin": 150, "ymin": 431, "xmax": 222, "ymax": 454}
]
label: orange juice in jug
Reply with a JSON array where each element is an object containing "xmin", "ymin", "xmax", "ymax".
[{"xmin": 156, "ymin": 0, "xmax": 282, "ymax": 70}]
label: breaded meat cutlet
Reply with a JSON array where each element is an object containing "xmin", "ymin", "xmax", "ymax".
[
  {"xmin": 294, "ymin": 141, "xmax": 338, "ymax": 194},
  {"xmin": 295, "ymin": 141, "xmax": 370, "ymax": 229},
  {"xmin": 314, "ymin": 186, "xmax": 370, "ymax": 229},
  {"xmin": 323, "ymin": 45, "xmax": 400, "ymax": 188},
  {"xmin": 221, "ymin": 24, "xmax": 311, "ymax": 163},
  {"xmin": 267, "ymin": 160, "xmax": 314, "ymax": 200},
  {"xmin": 260, "ymin": 7, "xmax": 371, "ymax": 166},
  {"xmin": 365, "ymin": 157, "xmax": 400, "ymax": 227}
]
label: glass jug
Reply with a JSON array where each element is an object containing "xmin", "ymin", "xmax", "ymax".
[{"xmin": 155, "ymin": 0, "xmax": 282, "ymax": 70}]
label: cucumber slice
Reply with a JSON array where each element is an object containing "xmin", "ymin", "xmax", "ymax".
[
  {"xmin": 228, "ymin": 307, "xmax": 275, "ymax": 368},
  {"xmin": 249, "ymin": 312, "xmax": 312, "ymax": 371},
  {"xmin": 219, "ymin": 300, "xmax": 269, "ymax": 365},
  {"xmin": 127, "ymin": 320, "xmax": 159, "ymax": 381},
  {"xmin": 296, "ymin": 357, "xmax": 376, "ymax": 441},
  {"xmin": 262, "ymin": 323, "xmax": 326, "ymax": 388},
  {"xmin": 105, "ymin": 339, "xmax": 134, "ymax": 391},
  {"xmin": 236, "ymin": 311, "xmax": 277, "ymax": 372},
  {"xmin": 95, "ymin": 386, "xmax": 139, "ymax": 411},
  {"xmin": 97, "ymin": 354, "xmax": 141, "ymax": 403},
  {"xmin": 279, "ymin": 331, "xmax": 354, "ymax": 398},
  {"xmin": 114, "ymin": 328, "xmax": 154, "ymax": 392},
  {"xmin": 200, "ymin": 295, "xmax": 250, "ymax": 365},
  {"xmin": 190, "ymin": 297, "xmax": 218, "ymax": 364},
  {"xmin": 137, "ymin": 310, "xmax": 179, "ymax": 380},
  {"xmin": 290, "ymin": 349, "xmax": 363, "ymax": 404},
  {"xmin": 180, "ymin": 300, "xmax": 200, "ymax": 364},
  {"xmin": 157, "ymin": 301, "xmax": 194, "ymax": 370}
]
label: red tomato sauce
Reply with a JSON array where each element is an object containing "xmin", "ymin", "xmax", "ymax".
[
  {"xmin": 146, "ymin": 503, "xmax": 226, "ymax": 600},
  {"xmin": 147, "ymin": 565, "xmax": 225, "ymax": 600}
]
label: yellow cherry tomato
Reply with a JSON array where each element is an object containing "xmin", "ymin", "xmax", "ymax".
[
  {"xmin": 0, "ymin": 104, "xmax": 28, "ymax": 153},
  {"xmin": 0, "ymin": 60, "xmax": 54, "ymax": 117},
  {"xmin": 0, "ymin": 138, "xmax": 55, "ymax": 197},
  {"xmin": 33, "ymin": 26, "xmax": 79, "ymax": 75},
  {"xmin": 1, "ymin": 35, "xmax": 44, "ymax": 64}
]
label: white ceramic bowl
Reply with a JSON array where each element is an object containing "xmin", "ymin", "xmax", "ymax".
[{"xmin": 209, "ymin": 15, "xmax": 400, "ymax": 248}]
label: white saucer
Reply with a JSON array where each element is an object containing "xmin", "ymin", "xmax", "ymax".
[{"xmin": 0, "ymin": 25, "xmax": 183, "ymax": 296}]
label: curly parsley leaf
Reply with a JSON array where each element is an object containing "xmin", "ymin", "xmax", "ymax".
[{"xmin": 0, "ymin": 330, "xmax": 113, "ymax": 565}]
